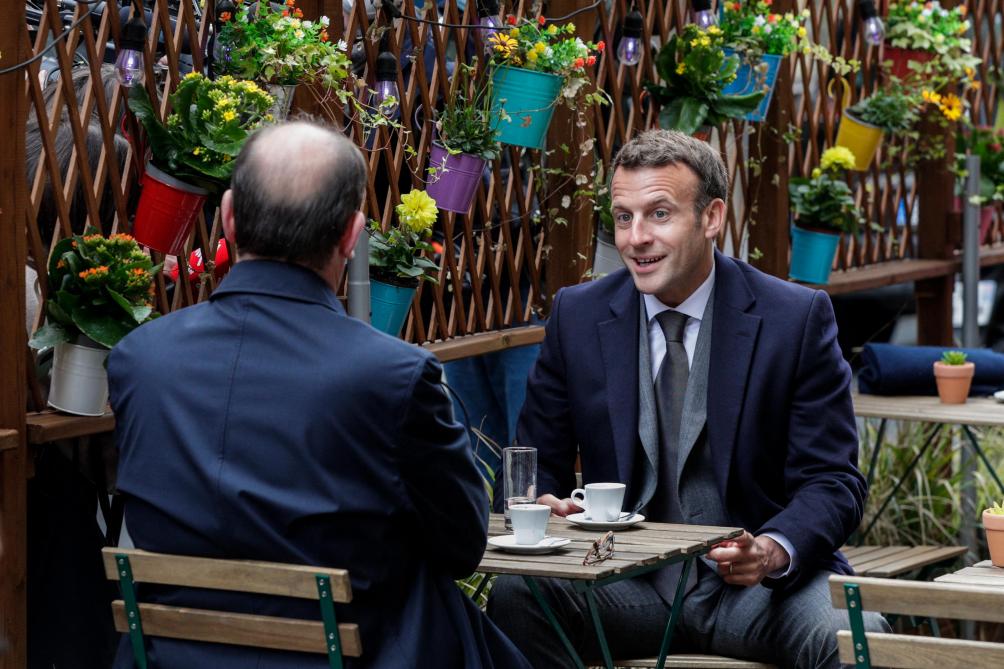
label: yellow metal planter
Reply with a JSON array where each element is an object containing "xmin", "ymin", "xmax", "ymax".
[{"xmin": 835, "ymin": 112, "xmax": 884, "ymax": 171}]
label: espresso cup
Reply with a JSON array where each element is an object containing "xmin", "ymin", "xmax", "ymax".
[
  {"xmin": 570, "ymin": 482, "xmax": 626, "ymax": 522},
  {"xmin": 509, "ymin": 503, "xmax": 551, "ymax": 545}
]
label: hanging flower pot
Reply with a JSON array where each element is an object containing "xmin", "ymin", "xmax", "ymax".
[
  {"xmin": 692, "ymin": 125, "xmax": 714, "ymax": 142},
  {"xmin": 952, "ymin": 197, "xmax": 997, "ymax": 243},
  {"xmin": 266, "ymin": 83, "xmax": 297, "ymax": 121},
  {"xmin": 592, "ymin": 229, "xmax": 624, "ymax": 278},
  {"xmin": 370, "ymin": 278, "xmax": 417, "ymax": 337},
  {"xmin": 789, "ymin": 225, "xmax": 841, "ymax": 285},
  {"xmin": 490, "ymin": 65, "xmax": 564, "ymax": 150},
  {"xmin": 47, "ymin": 338, "xmax": 110, "ymax": 416},
  {"xmin": 983, "ymin": 509, "xmax": 1004, "ymax": 567},
  {"xmin": 835, "ymin": 111, "xmax": 884, "ymax": 171},
  {"xmin": 721, "ymin": 49, "xmax": 783, "ymax": 123},
  {"xmin": 425, "ymin": 143, "xmax": 487, "ymax": 214},
  {"xmin": 132, "ymin": 162, "xmax": 208, "ymax": 256},
  {"xmin": 883, "ymin": 44, "xmax": 935, "ymax": 79}
]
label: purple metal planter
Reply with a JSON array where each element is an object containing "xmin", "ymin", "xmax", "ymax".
[{"xmin": 425, "ymin": 142, "xmax": 487, "ymax": 214}]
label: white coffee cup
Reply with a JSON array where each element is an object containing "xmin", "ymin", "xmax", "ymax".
[
  {"xmin": 509, "ymin": 503, "xmax": 551, "ymax": 545},
  {"xmin": 570, "ymin": 483, "xmax": 626, "ymax": 522}
]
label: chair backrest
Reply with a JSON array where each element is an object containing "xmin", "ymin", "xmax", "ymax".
[
  {"xmin": 829, "ymin": 574, "xmax": 1004, "ymax": 669},
  {"xmin": 102, "ymin": 547, "xmax": 361, "ymax": 668}
]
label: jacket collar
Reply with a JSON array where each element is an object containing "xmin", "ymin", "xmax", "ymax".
[{"xmin": 210, "ymin": 259, "xmax": 345, "ymax": 314}]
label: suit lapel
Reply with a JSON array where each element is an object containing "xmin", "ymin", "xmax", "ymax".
[
  {"xmin": 598, "ymin": 278, "xmax": 641, "ymax": 489},
  {"xmin": 708, "ymin": 252, "xmax": 761, "ymax": 495}
]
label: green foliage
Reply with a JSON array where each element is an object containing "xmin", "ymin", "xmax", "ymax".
[
  {"xmin": 217, "ymin": 0, "xmax": 350, "ymax": 88},
  {"xmin": 646, "ymin": 24, "xmax": 764, "ymax": 135},
  {"xmin": 29, "ymin": 231, "xmax": 161, "ymax": 350},
  {"xmin": 941, "ymin": 350, "xmax": 969, "ymax": 365},
  {"xmin": 128, "ymin": 74, "xmax": 272, "ymax": 192},
  {"xmin": 368, "ymin": 190, "xmax": 440, "ymax": 285},
  {"xmin": 986, "ymin": 500, "xmax": 1004, "ymax": 515},
  {"xmin": 434, "ymin": 61, "xmax": 499, "ymax": 161},
  {"xmin": 885, "ymin": 1, "xmax": 981, "ymax": 77},
  {"xmin": 488, "ymin": 16, "xmax": 601, "ymax": 79},
  {"xmin": 954, "ymin": 126, "xmax": 1004, "ymax": 204},
  {"xmin": 720, "ymin": 1, "xmax": 809, "ymax": 57},
  {"xmin": 788, "ymin": 147, "xmax": 862, "ymax": 235},
  {"xmin": 847, "ymin": 85, "xmax": 921, "ymax": 133}
]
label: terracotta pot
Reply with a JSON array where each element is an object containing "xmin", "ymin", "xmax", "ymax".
[
  {"xmin": 982, "ymin": 510, "xmax": 1004, "ymax": 567},
  {"xmin": 933, "ymin": 361, "xmax": 975, "ymax": 404}
]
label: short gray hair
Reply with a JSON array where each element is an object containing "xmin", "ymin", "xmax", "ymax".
[{"xmin": 612, "ymin": 130, "xmax": 728, "ymax": 217}]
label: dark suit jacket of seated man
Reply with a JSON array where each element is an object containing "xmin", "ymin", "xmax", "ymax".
[
  {"xmin": 108, "ymin": 122, "xmax": 530, "ymax": 669},
  {"xmin": 487, "ymin": 129, "xmax": 887, "ymax": 669}
]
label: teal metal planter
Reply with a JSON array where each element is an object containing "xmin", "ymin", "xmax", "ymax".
[
  {"xmin": 789, "ymin": 225, "xmax": 840, "ymax": 285},
  {"xmin": 722, "ymin": 49, "xmax": 782, "ymax": 123},
  {"xmin": 490, "ymin": 65, "xmax": 564, "ymax": 149},
  {"xmin": 370, "ymin": 278, "xmax": 416, "ymax": 336}
]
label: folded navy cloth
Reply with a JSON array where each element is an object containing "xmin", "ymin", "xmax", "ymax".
[{"xmin": 858, "ymin": 343, "xmax": 1004, "ymax": 397}]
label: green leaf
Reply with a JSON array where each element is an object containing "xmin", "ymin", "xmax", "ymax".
[
  {"xmin": 108, "ymin": 288, "xmax": 153, "ymax": 324},
  {"xmin": 29, "ymin": 323, "xmax": 70, "ymax": 350},
  {"xmin": 70, "ymin": 304, "xmax": 132, "ymax": 349}
]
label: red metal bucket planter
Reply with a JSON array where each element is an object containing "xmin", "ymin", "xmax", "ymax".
[
  {"xmin": 133, "ymin": 162, "xmax": 208, "ymax": 256},
  {"xmin": 883, "ymin": 44, "xmax": 935, "ymax": 79}
]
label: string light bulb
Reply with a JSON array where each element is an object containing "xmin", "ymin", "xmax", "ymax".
[
  {"xmin": 692, "ymin": 0, "xmax": 716, "ymax": 29},
  {"xmin": 859, "ymin": 0, "xmax": 885, "ymax": 46},
  {"xmin": 617, "ymin": 10, "xmax": 644, "ymax": 66},
  {"xmin": 115, "ymin": 15, "xmax": 147, "ymax": 87},
  {"xmin": 374, "ymin": 50, "xmax": 400, "ymax": 118}
]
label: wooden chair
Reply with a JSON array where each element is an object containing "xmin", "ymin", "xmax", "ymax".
[
  {"xmin": 102, "ymin": 547, "xmax": 361, "ymax": 668},
  {"xmin": 829, "ymin": 574, "xmax": 1004, "ymax": 668}
]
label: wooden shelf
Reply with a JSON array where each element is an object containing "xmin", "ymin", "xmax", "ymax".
[
  {"xmin": 0, "ymin": 429, "xmax": 18, "ymax": 452},
  {"xmin": 423, "ymin": 326, "xmax": 545, "ymax": 362},
  {"xmin": 813, "ymin": 259, "xmax": 956, "ymax": 296},
  {"xmin": 26, "ymin": 409, "xmax": 114, "ymax": 444}
]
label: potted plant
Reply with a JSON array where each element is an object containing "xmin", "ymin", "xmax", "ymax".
[
  {"xmin": 426, "ymin": 60, "xmax": 500, "ymax": 214},
  {"xmin": 486, "ymin": 15, "xmax": 606, "ymax": 149},
  {"xmin": 933, "ymin": 350, "xmax": 975, "ymax": 404},
  {"xmin": 587, "ymin": 165, "xmax": 622, "ymax": 278},
  {"xmin": 788, "ymin": 146, "xmax": 862, "ymax": 285},
  {"xmin": 836, "ymin": 83, "xmax": 921, "ymax": 170},
  {"xmin": 646, "ymin": 24, "xmax": 764, "ymax": 136},
  {"xmin": 128, "ymin": 73, "xmax": 272, "ymax": 256},
  {"xmin": 982, "ymin": 500, "xmax": 1004, "ymax": 567},
  {"xmin": 719, "ymin": 1, "xmax": 809, "ymax": 122},
  {"xmin": 884, "ymin": 1, "xmax": 979, "ymax": 79},
  {"xmin": 28, "ymin": 232, "xmax": 160, "ymax": 415},
  {"xmin": 954, "ymin": 126, "xmax": 1004, "ymax": 240},
  {"xmin": 217, "ymin": 0, "xmax": 352, "ymax": 120},
  {"xmin": 368, "ymin": 189, "xmax": 440, "ymax": 336}
]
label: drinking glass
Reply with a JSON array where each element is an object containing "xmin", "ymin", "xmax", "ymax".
[{"xmin": 503, "ymin": 446, "xmax": 537, "ymax": 530}]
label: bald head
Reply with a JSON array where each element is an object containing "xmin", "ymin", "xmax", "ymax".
[{"xmin": 230, "ymin": 121, "xmax": 367, "ymax": 270}]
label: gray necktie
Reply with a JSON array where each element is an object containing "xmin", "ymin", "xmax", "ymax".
[{"xmin": 648, "ymin": 310, "xmax": 695, "ymax": 602}]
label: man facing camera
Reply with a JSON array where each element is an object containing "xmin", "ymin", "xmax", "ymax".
[
  {"xmin": 109, "ymin": 122, "xmax": 528, "ymax": 669},
  {"xmin": 488, "ymin": 130, "xmax": 887, "ymax": 668}
]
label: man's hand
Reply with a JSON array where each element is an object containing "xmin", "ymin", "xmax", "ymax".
[
  {"xmin": 536, "ymin": 493, "xmax": 583, "ymax": 517},
  {"xmin": 706, "ymin": 531, "xmax": 789, "ymax": 586}
]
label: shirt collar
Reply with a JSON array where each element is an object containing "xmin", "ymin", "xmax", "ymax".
[{"xmin": 642, "ymin": 257, "xmax": 716, "ymax": 324}]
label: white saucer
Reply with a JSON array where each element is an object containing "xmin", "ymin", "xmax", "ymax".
[
  {"xmin": 566, "ymin": 512, "xmax": 645, "ymax": 530},
  {"xmin": 487, "ymin": 535, "xmax": 571, "ymax": 554}
]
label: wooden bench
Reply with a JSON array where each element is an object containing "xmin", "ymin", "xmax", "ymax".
[
  {"xmin": 102, "ymin": 547, "xmax": 361, "ymax": 667},
  {"xmin": 610, "ymin": 657, "xmax": 772, "ymax": 668},
  {"xmin": 830, "ymin": 574, "xmax": 1004, "ymax": 668}
]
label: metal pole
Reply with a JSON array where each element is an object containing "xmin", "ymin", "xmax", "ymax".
[{"xmin": 347, "ymin": 231, "xmax": 370, "ymax": 323}]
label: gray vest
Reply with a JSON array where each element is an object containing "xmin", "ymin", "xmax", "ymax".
[{"xmin": 635, "ymin": 290, "xmax": 727, "ymax": 527}]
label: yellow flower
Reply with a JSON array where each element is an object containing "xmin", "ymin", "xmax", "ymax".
[
  {"xmin": 939, "ymin": 93, "xmax": 963, "ymax": 121},
  {"xmin": 184, "ymin": 71, "xmax": 202, "ymax": 81},
  {"xmin": 707, "ymin": 25, "xmax": 721, "ymax": 35},
  {"xmin": 527, "ymin": 50, "xmax": 538, "ymax": 62},
  {"xmin": 797, "ymin": 26, "xmax": 807, "ymax": 37},
  {"xmin": 193, "ymin": 147, "xmax": 202, "ymax": 155},
  {"xmin": 811, "ymin": 168, "xmax": 822, "ymax": 178},
  {"xmin": 534, "ymin": 41, "xmax": 546, "ymax": 53},
  {"xmin": 820, "ymin": 146, "xmax": 856, "ymax": 171},
  {"xmin": 922, "ymin": 89, "xmax": 941, "ymax": 104},
  {"xmin": 690, "ymin": 38, "xmax": 701, "ymax": 47},
  {"xmin": 509, "ymin": 28, "xmax": 518, "ymax": 38},
  {"xmin": 700, "ymin": 36, "xmax": 711, "ymax": 47},
  {"xmin": 396, "ymin": 190, "xmax": 438, "ymax": 233},
  {"xmin": 221, "ymin": 109, "xmax": 237, "ymax": 122},
  {"xmin": 547, "ymin": 24, "xmax": 558, "ymax": 35},
  {"xmin": 490, "ymin": 33, "xmax": 518, "ymax": 58},
  {"xmin": 676, "ymin": 62, "xmax": 686, "ymax": 75}
]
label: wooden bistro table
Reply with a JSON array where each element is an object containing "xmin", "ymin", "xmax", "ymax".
[
  {"xmin": 480, "ymin": 513, "xmax": 742, "ymax": 669},
  {"xmin": 934, "ymin": 559, "xmax": 1004, "ymax": 587}
]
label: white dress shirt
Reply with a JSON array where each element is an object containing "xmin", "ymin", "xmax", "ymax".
[{"xmin": 641, "ymin": 259, "xmax": 797, "ymax": 578}]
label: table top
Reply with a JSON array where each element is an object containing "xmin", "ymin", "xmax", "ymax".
[
  {"xmin": 934, "ymin": 560, "xmax": 1004, "ymax": 587},
  {"xmin": 852, "ymin": 393, "xmax": 1004, "ymax": 427},
  {"xmin": 479, "ymin": 514, "xmax": 742, "ymax": 581}
]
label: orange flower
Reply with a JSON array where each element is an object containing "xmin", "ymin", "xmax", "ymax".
[
  {"xmin": 537, "ymin": 15, "xmax": 546, "ymax": 26},
  {"xmin": 132, "ymin": 268, "xmax": 146, "ymax": 276},
  {"xmin": 293, "ymin": 7, "xmax": 302, "ymax": 17},
  {"xmin": 219, "ymin": 11, "xmax": 231, "ymax": 21},
  {"xmin": 282, "ymin": 9, "xmax": 289, "ymax": 16},
  {"xmin": 586, "ymin": 55, "xmax": 596, "ymax": 66},
  {"xmin": 767, "ymin": 13, "xmax": 778, "ymax": 23},
  {"xmin": 764, "ymin": 0, "xmax": 773, "ymax": 5},
  {"xmin": 111, "ymin": 233, "xmax": 134, "ymax": 242},
  {"xmin": 79, "ymin": 266, "xmax": 109, "ymax": 280},
  {"xmin": 320, "ymin": 30, "xmax": 329, "ymax": 42},
  {"xmin": 506, "ymin": 14, "xmax": 516, "ymax": 25},
  {"xmin": 596, "ymin": 40, "xmax": 605, "ymax": 52},
  {"xmin": 574, "ymin": 57, "xmax": 585, "ymax": 68},
  {"xmin": 286, "ymin": 0, "xmax": 295, "ymax": 6}
]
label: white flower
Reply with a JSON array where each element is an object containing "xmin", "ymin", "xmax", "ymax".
[
  {"xmin": 562, "ymin": 77, "xmax": 586, "ymax": 99},
  {"xmin": 336, "ymin": 39, "xmax": 348, "ymax": 52},
  {"xmin": 320, "ymin": 15, "xmax": 330, "ymax": 27},
  {"xmin": 561, "ymin": 195, "xmax": 571, "ymax": 208},
  {"xmin": 544, "ymin": 47, "xmax": 553, "ymax": 58},
  {"xmin": 763, "ymin": 24, "xmax": 773, "ymax": 34},
  {"xmin": 294, "ymin": 29, "xmax": 305, "ymax": 39},
  {"xmin": 575, "ymin": 174, "xmax": 588, "ymax": 185},
  {"xmin": 290, "ymin": 18, "xmax": 302, "ymax": 28},
  {"xmin": 754, "ymin": 15, "xmax": 766, "ymax": 26}
]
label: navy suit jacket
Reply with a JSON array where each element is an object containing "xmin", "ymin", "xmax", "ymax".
[
  {"xmin": 108, "ymin": 260, "xmax": 529, "ymax": 669},
  {"xmin": 517, "ymin": 251, "xmax": 866, "ymax": 589}
]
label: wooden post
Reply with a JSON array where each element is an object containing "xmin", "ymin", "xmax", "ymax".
[
  {"xmin": 747, "ymin": 0, "xmax": 792, "ymax": 278},
  {"xmin": 0, "ymin": 2, "xmax": 29, "ymax": 666},
  {"xmin": 915, "ymin": 112, "xmax": 955, "ymax": 346},
  {"xmin": 542, "ymin": 0, "xmax": 597, "ymax": 305}
]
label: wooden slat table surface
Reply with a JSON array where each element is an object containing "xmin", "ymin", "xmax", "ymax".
[
  {"xmin": 481, "ymin": 515, "xmax": 742, "ymax": 581},
  {"xmin": 934, "ymin": 560, "xmax": 1004, "ymax": 587},
  {"xmin": 842, "ymin": 545, "xmax": 967, "ymax": 578},
  {"xmin": 852, "ymin": 394, "xmax": 1004, "ymax": 427}
]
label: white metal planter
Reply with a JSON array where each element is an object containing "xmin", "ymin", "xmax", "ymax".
[{"xmin": 48, "ymin": 341, "xmax": 110, "ymax": 416}]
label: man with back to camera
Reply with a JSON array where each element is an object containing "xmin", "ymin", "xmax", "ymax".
[
  {"xmin": 488, "ymin": 129, "xmax": 888, "ymax": 668},
  {"xmin": 108, "ymin": 121, "xmax": 530, "ymax": 669}
]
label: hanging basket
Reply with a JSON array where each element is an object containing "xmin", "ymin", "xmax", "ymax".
[
  {"xmin": 490, "ymin": 65, "xmax": 564, "ymax": 150},
  {"xmin": 721, "ymin": 49, "xmax": 782, "ymax": 123},
  {"xmin": 48, "ymin": 339, "xmax": 110, "ymax": 416},
  {"xmin": 133, "ymin": 162, "xmax": 208, "ymax": 256},
  {"xmin": 789, "ymin": 225, "xmax": 840, "ymax": 285},
  {"xmin": 425, "ymin": 143, "xmax": 487, "ymax": 214},
  {"xmin": 370, "ymin": 278, "xmax": 417, "ymax": 337},
  {"xmin": 835, "ymin": 111, "xmax": 884, "ymax": 171},
  {"xmin": 883, "ymin": 44, "xmax": 935, "ymax": 79}
]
